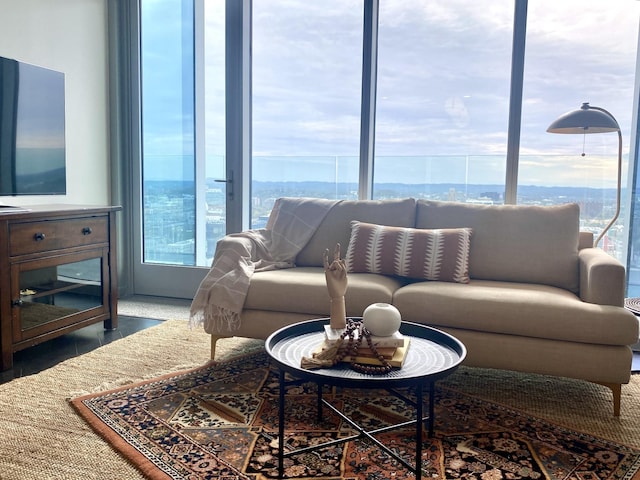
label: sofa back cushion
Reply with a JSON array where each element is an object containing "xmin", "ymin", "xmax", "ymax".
[
  {"xmin": 415, "ymin": 200, "xmax": 580, "ymax": 292},
  {"xmin": 296, "ymin": 198, "xmax": 417, "ymax": 267}
]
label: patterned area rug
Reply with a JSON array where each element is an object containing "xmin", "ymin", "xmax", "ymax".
[{"xmin": 71, "ymin": 351, "xmax": 640, "ymax": 479}]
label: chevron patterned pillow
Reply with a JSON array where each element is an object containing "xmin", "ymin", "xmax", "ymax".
[{"xmin": 345, "ymin": 221, "xmax": 472, "ymax": 283}]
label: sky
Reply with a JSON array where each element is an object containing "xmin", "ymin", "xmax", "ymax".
[{"xmin": 141, "ymin": 0, "xmax": 640, "ymax": 188}]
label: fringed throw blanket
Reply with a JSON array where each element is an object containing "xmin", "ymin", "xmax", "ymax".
[{"xmin": 189, "ymin": 197, "xmax": 339, "ymax": 333}]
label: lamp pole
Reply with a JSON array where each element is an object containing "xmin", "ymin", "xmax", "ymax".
[
  {"xmin": 584, "ymin": 104, "xmax": 622, "ymax": 248},
  {"xmin": 595, "ymin": 127, "xmax": 622, "ymax": 248}
]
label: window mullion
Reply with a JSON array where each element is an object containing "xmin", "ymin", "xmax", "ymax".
[
  {"xmin": 359, "ymin": 0, "xmax": 379, "ymax": 200},
  {"xmin": 504, "ymin": 0, "xmax": 527, "ymax": 204},
  {"xmin": 194, "ymin": 0, "xmax": 207, "ymax": 265},
  {"xmin": 226, "ymin": 0, "xmax": 251, "ymax": 233}
]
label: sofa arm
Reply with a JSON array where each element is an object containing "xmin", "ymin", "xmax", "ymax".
[{"xmin": 579, "ymin": 248, "xmax": 625, "ymax": 306}]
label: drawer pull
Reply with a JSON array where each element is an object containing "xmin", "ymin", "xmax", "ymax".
[
  {"xmin": 34, "ymin": 232, "xmax": 46, "ymax": 241},
  {"xmin": 82, "ymin": 227, "xmax": 93, "ymax": 235}
]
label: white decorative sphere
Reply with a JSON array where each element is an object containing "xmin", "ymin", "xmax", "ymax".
[{"xmin": 362, "ymin": 303, "xmax": 402, "ymax": 337}]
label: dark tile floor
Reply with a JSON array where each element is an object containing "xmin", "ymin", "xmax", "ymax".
[{"xmin": 0, "ymin": 316, "xmax": 162, "ymax": 384}]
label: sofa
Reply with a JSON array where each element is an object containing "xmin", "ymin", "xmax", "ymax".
[{"xmin": 195, "ymin": 197, "xmax": 639, "ymax": 416}]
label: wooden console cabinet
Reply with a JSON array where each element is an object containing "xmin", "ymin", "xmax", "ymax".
[{"xmin": 0, "ymin": 205, "xmax": 120, "ymax": 371}]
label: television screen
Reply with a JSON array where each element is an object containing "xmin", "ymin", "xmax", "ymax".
[{"xmin": 0, "ymin": 56, "xmax": 66, "ymax": 196}]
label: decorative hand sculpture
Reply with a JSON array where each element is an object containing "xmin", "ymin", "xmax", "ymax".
[{"xmin": 324, "ymin": 243, "xmax": 348, "ymax": 329}]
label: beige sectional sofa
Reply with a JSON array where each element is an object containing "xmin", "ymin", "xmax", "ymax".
[{"xmin": 199, "ymin": 198, "xmax": 639, "ymax": 416}]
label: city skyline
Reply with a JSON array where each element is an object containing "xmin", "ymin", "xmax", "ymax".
[{"xmin": 142, "ymin": 152, "xmax": 625, "ymax": 190}]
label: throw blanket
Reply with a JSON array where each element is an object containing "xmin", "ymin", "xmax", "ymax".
[{"xmin": 189, "ymin": 197, "xmax": 339, "ymax": 333}]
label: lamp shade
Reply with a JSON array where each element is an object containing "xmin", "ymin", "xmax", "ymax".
[
  {"xmin": 547, "ymin": 102, "xmax": 620, "ymax": 134},
  {"xmin": 546, "ymin": 102, "xmax": 623, "ymax": 249}
]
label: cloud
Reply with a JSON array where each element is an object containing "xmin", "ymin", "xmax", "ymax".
[{"xmin": 141, "ymin": 0, "xmax": 638, "ymax": 186}]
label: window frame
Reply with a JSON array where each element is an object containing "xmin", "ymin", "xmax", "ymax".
[{"xmin": 121, "ymin": 0, "xmax": 640, "ymax": 298}]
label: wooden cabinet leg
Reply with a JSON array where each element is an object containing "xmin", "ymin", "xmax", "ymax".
[{"xmin": 1, "ymin": 347, "xmax": 13, "ymax": 372}]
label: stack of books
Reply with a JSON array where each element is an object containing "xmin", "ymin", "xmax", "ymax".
[{"xmin": 317, "ymin": 325, "xmax": 410, "ymax": 368}]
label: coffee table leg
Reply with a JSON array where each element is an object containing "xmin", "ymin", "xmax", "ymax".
[
  {"xmin": 278, "ymin": 369, "xmax": 285, "ymax": 478},
  {"xmin": 416, "ymin": 382, "xmax": 423, "ymax": 480},
  {"xmin": 428, "ymin": 381, "xmax": 435, "ymax": 438},
  {"xmin": 317, "ymin": 382, "xmax": 323, "ymax": 421}
]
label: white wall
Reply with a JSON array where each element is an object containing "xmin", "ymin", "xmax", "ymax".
[{"xmin": 0, "ymin": 0, "xmax": 110, "ymax": 206}]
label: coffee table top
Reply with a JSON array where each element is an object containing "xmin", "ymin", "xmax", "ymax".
[{"xmin": 266, "ymin": 318, "xmax": 466, "ymax": 388}]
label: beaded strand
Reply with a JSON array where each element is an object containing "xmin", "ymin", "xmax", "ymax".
[{"xmin": 334, "ymin": 318, "xmax": 393, "ymax": 375}]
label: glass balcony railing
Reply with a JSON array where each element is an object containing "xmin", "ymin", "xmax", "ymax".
[{"xmin": 141, "ymin": 153, "xmax": 629, "ymax": 288}]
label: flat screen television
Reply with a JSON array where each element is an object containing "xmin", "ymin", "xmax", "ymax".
[{"xmin": 0, "ymin": 56, "xmax": 66, "ymax": 196}]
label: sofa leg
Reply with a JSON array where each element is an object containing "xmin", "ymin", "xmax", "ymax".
[
  {"xmin": 596, "ymin": 382, "xmax": 622, "ymax": 416},
  {"xmin": 210, "ymin": 335, "xmax": 228, "ymax": 360}
]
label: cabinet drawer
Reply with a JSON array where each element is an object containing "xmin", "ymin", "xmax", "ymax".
[{"xmin": 9, "ymin": 217, "xmax": 109, "ymax": 256}]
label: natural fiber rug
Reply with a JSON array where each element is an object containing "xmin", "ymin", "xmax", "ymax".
[
  {"xmin": 0, "ymin": 319, "xmax": 262, "ymax": 480},
  {"xmin": 2, "ymin": 319, "xmax": 640, "ymax": 480},
  {"xmin": 71, "ymin": 351, "xmax": 640, "ymax": 479}
]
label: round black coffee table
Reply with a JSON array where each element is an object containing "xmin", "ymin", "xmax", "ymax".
[{"xmin": 265, "ymin": 318, "xmax": 466, "ymax": 480}]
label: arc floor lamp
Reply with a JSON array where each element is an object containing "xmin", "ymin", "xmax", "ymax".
[{"xmin": 547, "ymin": 102, "xmax": 622, "ymax": 248}]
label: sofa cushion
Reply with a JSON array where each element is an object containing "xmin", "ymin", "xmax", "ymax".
[
  {"xmin": 244, "ymin": 267, "xmax": 408, "ymax": 317},
  {"xmin": 345, "ymin": 221, "xmax": 472, "ymax": 283},
  {"xmin": 392, "ymin": 279, "xmax": 639, "ymax": 346},
  {"xmin": 296, "ymin": 198, "xmax": 417, "ymax": 267},
  {"xmin": 415, "ymin": 200, "xmax": 580, "ymax": 292}
]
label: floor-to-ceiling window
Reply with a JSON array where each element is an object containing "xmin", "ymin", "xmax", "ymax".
[
  {"xmin": 202, "ymin": 0, "xmax": 227, "ymax": 261},
  {"xmin": 373, "ymin": 0, "xmax": 513, "ymax": 202},
  {"xmin": 518, "ymin": 1, "xmax": 638, "ymax": 264},
  {"xmin": 251, "ymin": 0, "xmax": 364, "ymax": 226},
  {"xmin": 135, "ymin": 0, "xmax": 226, "ymax": 297},
  {"xmin": 133, "ymin": 0, "xmax": 640, "ymax": 298},
  {"xmin": 140, "ymin": 0, "xmax": 196, "ymax": 266}
]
